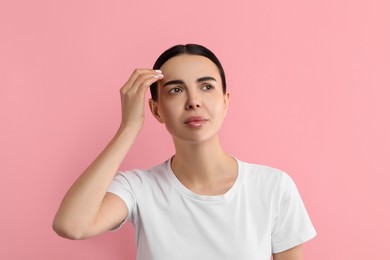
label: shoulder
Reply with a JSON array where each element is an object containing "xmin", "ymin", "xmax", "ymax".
[
  {"xmin": 112, "ymin": 159, "xmax": 170, "ymax": 188},
  {"xmin": 237, "ymin": 158, "xmax": 296, "ymax": 195},
  {"xmin": 238, "ymin": 159, "xmax": 285, "ymax": 183}
]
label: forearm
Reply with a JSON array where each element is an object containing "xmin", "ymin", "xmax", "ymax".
[
  {"xmin": 53, "ymin": 126, "xmax": 138, "ymax": 238},
  {"xmin": 53, "ymin": 69, "xmax": 163, "ymax": 239}
]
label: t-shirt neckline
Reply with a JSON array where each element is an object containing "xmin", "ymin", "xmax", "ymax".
[{"xmin": 165, "ymin": 156, "xmax": 244, "ymax": 202}]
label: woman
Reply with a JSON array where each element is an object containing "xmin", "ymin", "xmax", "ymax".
[{"xmin": 53, "ymin": 44, "xmax": 316, "ymax": 259}]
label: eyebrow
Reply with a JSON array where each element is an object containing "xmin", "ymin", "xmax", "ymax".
[{"xmin": 162, "ymin": 76, "xmax": 217, "ymax": 87}]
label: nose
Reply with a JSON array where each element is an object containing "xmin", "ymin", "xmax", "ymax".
[{"xmin": 185, "ymin": 91, "xmax": 201, "ymax": 110}]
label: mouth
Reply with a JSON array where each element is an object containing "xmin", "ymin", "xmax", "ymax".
[{"xmin": 184, "ymin": 116, "xmax": 208, "ymax": 127}]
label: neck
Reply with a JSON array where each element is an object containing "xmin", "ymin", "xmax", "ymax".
[{"xmin": 171, "ymin": 136, "xmax": 235, "ymax": 185}]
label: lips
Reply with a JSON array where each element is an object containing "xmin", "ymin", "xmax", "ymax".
[{"xmin": 184, "ymin": 116, "xmax": 208, "ymax": 127}]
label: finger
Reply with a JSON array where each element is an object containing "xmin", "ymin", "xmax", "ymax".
[
  {"xmin": 129, "ymin": 70, "xmax": 163, "ymax": 95},
  {"xmin": 136, "ymin": 73, "xmax": 164, "ymax": 95},
  {"xmin": 121, "ymin": 69, "xmax": 161, "ymax": 94},
  {"xmin": 121, "ymin": 69, "xmax": 153, "ymax": 94}
]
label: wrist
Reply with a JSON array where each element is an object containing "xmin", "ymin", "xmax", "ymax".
[{"xmin": 117, "ymin": 123, "xmax": 141, "ymax": 138}]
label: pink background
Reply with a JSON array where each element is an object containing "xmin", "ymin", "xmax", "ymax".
[{"xmin": 1, "ymin": 0, "xmax": 389, "ymax": 259}]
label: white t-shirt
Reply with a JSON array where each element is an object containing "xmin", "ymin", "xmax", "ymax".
[{"xmin": 107, "ymin": 157, "xmax": 316, "ymax": 260}]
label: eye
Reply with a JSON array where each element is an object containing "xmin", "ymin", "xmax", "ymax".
[
  {"xmin": 201, "ymin": 84, "xmax": 215, "ymax": 91},
  {"xmin": 168, "ymin": 87, "xmax": 183, "ymax": 94}
]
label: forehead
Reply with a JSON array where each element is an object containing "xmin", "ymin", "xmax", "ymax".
[{"xmin": 160, "ymin": 54, "xmax": 220, "ymax": 79}]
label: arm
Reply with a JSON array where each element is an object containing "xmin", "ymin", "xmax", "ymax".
[
  {"xmin": 273, "ymin": 245, "xmax": 303, "ymax": 260},
  {"xmin": 52, "ymin": 69, "xmax": 164, "ymax": 240}
]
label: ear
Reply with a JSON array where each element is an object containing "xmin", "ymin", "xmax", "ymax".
[
  {"xmin": 223, "ymin": 92, "xmax": 230, "ymax": 117},
  {"xmin": 149, "ymin": 98, "xmax": 165, "ymax": 123}
]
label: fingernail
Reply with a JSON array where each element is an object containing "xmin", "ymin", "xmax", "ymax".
[
  {"xmin": 155, "ymin": 69, "xmax": 162, "ymax": 74},
  {"xmin": 153, "ymin": 74, "xmax": 164, "ymax": 78}
]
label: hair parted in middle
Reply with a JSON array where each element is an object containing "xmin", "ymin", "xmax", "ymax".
[{"xmin": 150, "ymin": 43, "xmax": 227, "ymax": 101}]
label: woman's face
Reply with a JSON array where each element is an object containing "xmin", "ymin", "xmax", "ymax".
[{"xmin": 150, "ymin": 54, "xmax": 229, "ymax": 144}]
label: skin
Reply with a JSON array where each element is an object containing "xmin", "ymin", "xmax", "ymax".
[
  {"xmin": 52, "ymin": 54, "xmax": 304, "ymax": 259},
  {"xmin": 149, "ymin": 54, "xmax": 237, "ymax": 194},
  {"xmin": 52, "ymin": 68, "xmax": 161, "ymax": 239}
]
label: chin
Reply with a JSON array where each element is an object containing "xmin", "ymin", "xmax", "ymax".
[{"xmin": 172, "ymin": 132, "xmax": 220, "ymax": 145}]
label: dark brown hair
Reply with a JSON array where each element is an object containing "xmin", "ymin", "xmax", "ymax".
[{"xmin": 150, "ymin": 44, "xmax": 226, "ymax": 101}]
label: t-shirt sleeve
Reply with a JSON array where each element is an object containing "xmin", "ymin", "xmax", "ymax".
[
  {"xmin": 106, "ymin": 171, "xmax": 138, "ymax": 230},
  {"xmin": 271, "ymin": 172, "xmax": 317, "ymax": 253}
]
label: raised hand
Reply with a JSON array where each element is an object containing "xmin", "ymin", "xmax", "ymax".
[
  {"xmin": 119, "ymin": 69, "xmax": 163, "ymax": 132},
  {"xmin": 53, "ymin": 68, "xmax": 164, "ymax": 239}
]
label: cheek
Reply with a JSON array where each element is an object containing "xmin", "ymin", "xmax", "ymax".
[
  {"xmin": 159, "ymin": 102, "xmax": 179, "ymax": 122},
  {"xmin": 211, "ymin": 95, "xmax": 226, "ymax": 111},
  {"xmin": 209, "ymin": 100, "xmax": 227, "ymax": 122}
]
